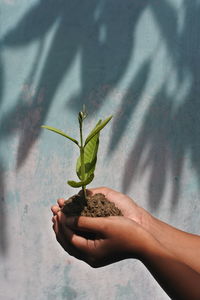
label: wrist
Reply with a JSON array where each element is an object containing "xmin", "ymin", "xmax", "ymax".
[
  {"xmin": 128, "ymin": 221, "xmax": 157, "ymax": 261},
  {"xmin": 137, "ymin": 206, "xmax": 154, "ymax": 232},
  {"xmin": 137, "ymin": 227, "xmax": 174, "ymax": 265},
  {"xmin": 133, "ymin": 207, "xmax": 164, "ymax": 259}
]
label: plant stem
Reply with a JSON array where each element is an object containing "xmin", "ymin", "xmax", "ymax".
[{"xmin": 79, "ymin": 119, "xmax": 86, "ymax": 200}]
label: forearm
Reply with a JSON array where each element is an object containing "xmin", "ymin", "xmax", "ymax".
[
  {"xmin": 140, "ymin": 235, "xmax": 200, "ymax": 300},
  {"xmin": 140, "ymin": 208, "xmax": 200, "ymax": 273}
]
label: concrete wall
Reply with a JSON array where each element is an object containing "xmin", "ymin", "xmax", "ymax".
[{"xmin": 1, "ymin": 1, "xmax": 200, "ymax": 299}]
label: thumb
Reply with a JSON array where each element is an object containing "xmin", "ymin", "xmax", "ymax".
[{"xmin": 66, "ymin": 216, "xmax": 108, "ymax": 233}]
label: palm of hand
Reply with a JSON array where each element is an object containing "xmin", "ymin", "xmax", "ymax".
[
  {"xmin": 51, "ymin": 187, "xmax": 148, "ymax": 268},
  {"xmin": 89, "ymin": 187, "xmax": 143, "ymax": 224},
  {"xmin": 52, "ymin": 187, "xmax": 143, "ymax": 224}
]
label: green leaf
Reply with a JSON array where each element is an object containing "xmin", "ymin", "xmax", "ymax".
[
  {"xmin": 76, "ymin": 120, "xmax": 101, "ymax": 180},
  {"xmin": 67, "ymin": 174, "xmax": 94, "ymax": 188},
  {"xmin": 84, "ymin": 115, "xmax": 112, "ymax": 146},
  {"xmin": 41, "ymin": 125, "xmax": 79, "ymax": 146}
]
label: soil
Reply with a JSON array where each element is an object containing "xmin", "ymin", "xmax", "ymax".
[{"xmin": 61, "ymin": 192, "xmax": 123, "ymax": 217}]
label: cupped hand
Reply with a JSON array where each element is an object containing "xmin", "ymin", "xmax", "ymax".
[
  {"xmin": 88, "ymin": 187, "xmax": 143, "ymax": 223},
  {"xmin": 51, "ymin": 187, "xmax": 147, "ymax": 226},
  {"xmin": 52, "ymin": 212, "xmax": 151, "ymax": 268}
]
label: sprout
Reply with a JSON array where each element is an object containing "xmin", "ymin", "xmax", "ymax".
[{"xmin": 41, "ymin": 106, "xmax": 112, "ymax": 199}]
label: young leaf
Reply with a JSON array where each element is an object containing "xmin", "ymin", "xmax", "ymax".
[
  {"xmin": 76, "ymin": 121, "xmax": 101, "ymax": 180},
  {"xmin": 78, "ymin": 104, "xmax": 88, "ymax": 122},
  {"xmin": 84, "ymin": 116, "xmax": 112, "ymax": 146},
  {"xmin": 41, "ymin": 125, "xmax": 79, "ymax": 146},
  {"xmin": 67, "ymin": 174, "xmax": 94, "ymax": 188}
]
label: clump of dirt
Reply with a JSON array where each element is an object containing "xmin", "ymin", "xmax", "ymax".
[{"xmin": 62, "ymin": 192, "xmax": 123, "ymax": 217}]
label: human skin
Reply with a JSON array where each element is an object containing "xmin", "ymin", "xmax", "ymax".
[{"xmin": 51, "ymin": 187, "xmax": 200, "ymax": 300}]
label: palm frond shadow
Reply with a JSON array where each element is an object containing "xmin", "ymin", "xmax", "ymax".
[
  {"xmin": 2, "ymin": 0, "xmax": 147, "ymax": 169},
  {"xmin": 0, "ymin": 164, "xmax": 7, "ymax": 255},
  {"xmin": 0, "ymin": 0, "xmax": 148, "ymax": 253},
  {"xmin": 121, "ymin": 1, "xmax": 200, "ymax": 210}
]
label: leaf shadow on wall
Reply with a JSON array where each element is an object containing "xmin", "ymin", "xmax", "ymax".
[
  {"xmin": 0, "ymin": 0, "xmax": 147, "ymax": 255},
  {"xmin": 0, "ymin": 0, "xmax": 147, "ymax": 169},
  {"xmin": 0, "ymin": 35, "xmax": 7, "ymax": 255},
  {"xmin": 116, "ymin": 0, "xmax": 200, "ymax": 211},
  {"xmin": 0, "ymin": 164, "xmax": 7, "ymax": 255},
  {"xmin": 1, "ymin": 0, "xmax": 199, "ymax": 258}
]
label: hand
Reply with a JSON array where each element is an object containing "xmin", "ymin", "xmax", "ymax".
[
  {"xmin": 51, "ymin": 188, "xmax": 200, "ymax": 299},
  {"xmin": 51, "ymin": 187, "xmax": 148, "ymax": 225},
  {"xmin": 52, "ymin": 212, "xmax": 151, "ymax": 268},
  {"xmin": 51, "ymin": 187, "xmax": 152, "ymax": 267},
  {"xmin": 88, "ymin": 187, "xmax": 144, "ymax": 223}
]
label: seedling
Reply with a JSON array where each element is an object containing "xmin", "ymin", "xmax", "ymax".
[{"xmin": 41, "ymin": 106, "xmax": 112, "ymax": 200}]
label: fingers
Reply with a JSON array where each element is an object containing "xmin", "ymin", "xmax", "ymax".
[
  {"xmin": 51, "ymin": 205, "xmax": 60, "ymax": 215},
  {"xmin": 55, "ymin": 213, "xmax": 99, "ymax": 250},
  {"xmin": 65, "ymin": 215, "xmax": 108, "ymax": 234},
  {"xmin": 53, "ymin": 216, "xmax": 84, "ymax": 260},
  {"xmin": 60, "ymin": 221, "xmax": 90, "ymax": 252},
  {"xmin": 53, "ymin": 212, "xmax": 90, "ymax": 259},
  {"xmin": 51, "ymin": 198, "xmax": 66, "ymax": 216},
  {"xmin": 57, "ymin": 198, "xmax": 65, "ymax": 208},
  {"xmin": 88, "ymin": 187, "xmax": 111, "ymax": 197},
  {"xmin": 52, "ymin": 215, "xmax": 59, "ymax": 233},
  {"xmin": 88, "ymin": 187, "xmax": 123, "ymax": 203}
]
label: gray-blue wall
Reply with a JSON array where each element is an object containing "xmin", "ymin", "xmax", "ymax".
[{"xmin": 1, "ymin": 1, "xmax": 200, "ymax": 299}]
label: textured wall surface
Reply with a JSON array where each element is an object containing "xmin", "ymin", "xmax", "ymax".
[{"xmin": 1, "ymin": 1, "xmax": 200, "ymax": 299}]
